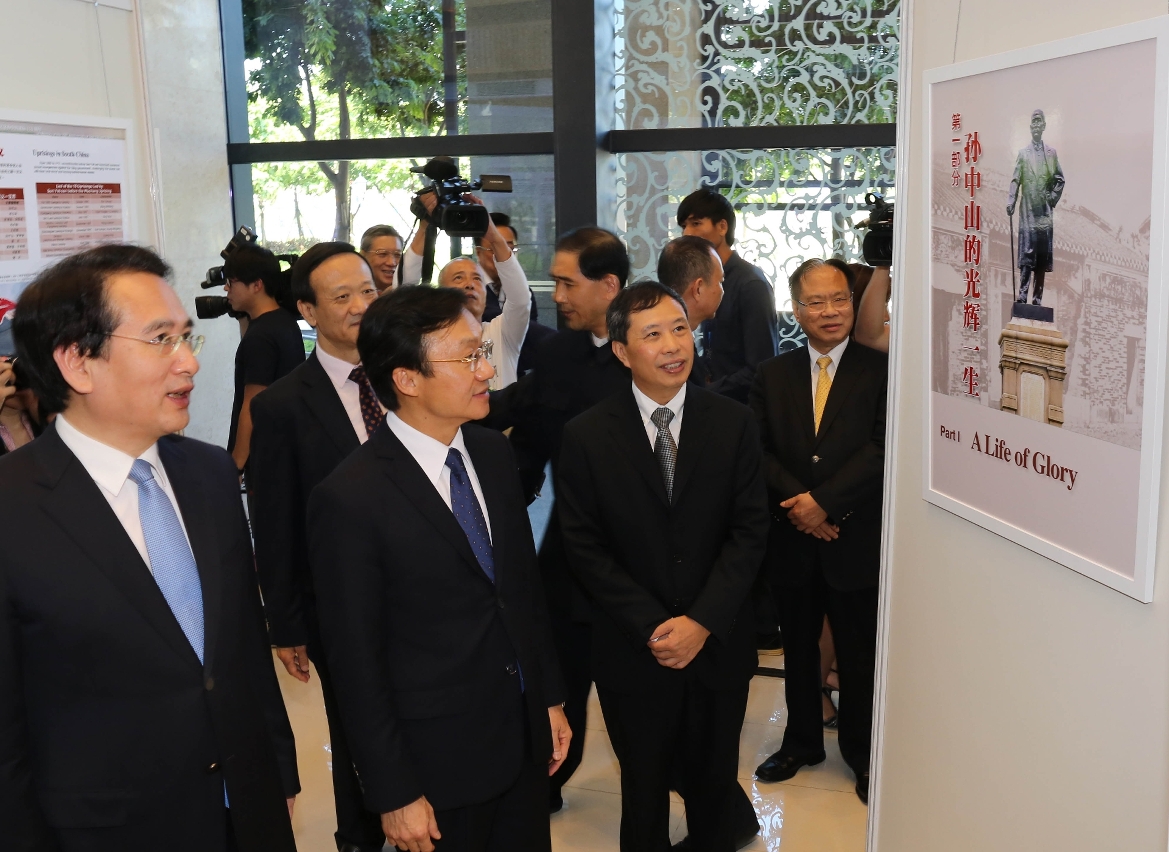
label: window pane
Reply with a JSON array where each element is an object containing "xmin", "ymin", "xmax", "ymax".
[
  {"xmin": 242, "ymin": 0, "xmax": 552, "ymax": 142},
  {"xmin": 615, "ymin": 147, "xmax": 895, "ymax": 317},
  {"xmin": 613, "ymin": 0, "xmax": 900, "ymax": 129},
  {"xmin": 249, "ymin": 154, "xmax": 556, "ymax": 281}
]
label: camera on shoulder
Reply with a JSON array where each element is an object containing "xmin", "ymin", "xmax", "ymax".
[
  {"xmin": 858, "ymin": 192, "xmax": 895, "ymax": 267},
  {"xmin": 409, "ymin": 156, "xmax": 512, "ymax": 238},
  {"xmin": 194, "ymin": 226, "xmax": 299, "ymax": 320}
]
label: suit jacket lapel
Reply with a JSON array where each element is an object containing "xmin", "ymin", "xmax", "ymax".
[
  {"xmin": 789, "ymin": 352, "xmax": 817, "ymax": 447},
  {"xmin": 159, "ymin": 437, "xmax": 222, "ymax": 671},
  {"xmin": 672, "ymin": 387, "xmax": 714, "ymax": 504},
  {"xmin": 36, "ymin": 428, "xmax": 203, "ymax": 670},
  {"xmin": 814, "ymin": 344, "xmax": 865, "ymax": 446},
  {"xmin": 610, "ymin": 388, "xmax": 670, "ymax": 506},
  {"xmin": 372, "ymin": 428, "xmax": 492, "ymax": 585},
  {"xmin": 302, "ymin": 352, "xmax": 361, "ymax": 456}
]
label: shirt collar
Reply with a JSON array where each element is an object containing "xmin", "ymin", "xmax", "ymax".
[
  {"xmin": 631, "ymin": 380, "xmax": 686, "ymax": 426},
  {"xmin": 808, "ymin": 336, "xmax": 849, "ymax": 370},
  {"xmin": 590, "ymin": 334, "xmax": 609, "ymax": 348},
  {"xmin": 315, "ymin": 345, "xmax": 361, "ymax": 393},
  {"xmin": 384, "ymin": 411, "xmax": 470, "ymax": 483},
  {"xmin": 55, "ymin": 413, "xmax": 167, "ymax": 498}
]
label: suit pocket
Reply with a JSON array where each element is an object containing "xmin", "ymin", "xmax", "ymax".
[{"xmin": 38, "ymin": 788, "xmax": 133, "ymax": 828}]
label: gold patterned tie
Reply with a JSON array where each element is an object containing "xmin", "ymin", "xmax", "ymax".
[{"xmin": 814, "ymin": 355, "xmax": 833, "ymax": 433}]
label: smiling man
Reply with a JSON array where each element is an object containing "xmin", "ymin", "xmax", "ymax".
[
  {"xmin": 749, "ymin": 258, "xmax": 887, "ymax": 805},
  {"xmin": 309, "ymin": 286, "xmax": 570, "ymax": 852},
  {"xmin": 557, "ymin": 281, "xmax": 770, "ymax": 852},
  {"xmin": 0, "ymin": 245, "xmax": 299, "ymax": 852}
]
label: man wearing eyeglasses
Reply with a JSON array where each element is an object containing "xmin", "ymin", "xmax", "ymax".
[
  {"xmin": 360, "ymin": 225, "xmax": 404, "ymax": 293},
  {"xmin": 749, "ymin": 258, "xmax": 887, "ymax": 805},
  {"xmin": 0, "ymin": 245, "xmax": 300, "ymax": 851},
  {"xmin": 309, "ymin": 286, "xmax": 570, "ymax": 852}
]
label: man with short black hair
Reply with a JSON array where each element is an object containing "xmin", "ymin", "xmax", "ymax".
[
  {"xmin": 360, "ymin": 224, "xmax": 404, "ymax": 293},
  {"xmin": 310, "ymin": 286, "xmax": 570, "ymax": 852},
  {"xmin": 1, "ymin": 244, "xmax": 300, "ymax": 851},
  {"xmin": 677, "ymin": 188, "xmax": 778, "ymax": 402},
  {"xmin": 558, "ymin": 281, "xmax": 769, "ymax": 851},
  {"xmin": 657, "ymin": 235, "xmax": 725, "ymax": 388},
  {"xmin": 223, "ymin": 244, "xmax": 304, "ymax": 472},
  {"xmin": 248, "ymin": 241, "xmax": 385, "ymax": 852}
]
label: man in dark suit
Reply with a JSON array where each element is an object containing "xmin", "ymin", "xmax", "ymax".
[
  {"xmin": 484, "ymin": 226, "xmax": 630, "ymax": 811},
  {"xmin": 0, "ymin": 245, "xmax": 299, "ymax": 852},
  {"xmin": 657, "ymin": 234, "xmax": 725, "ymax": 391},
  {"xmin": 749, "ymin": 258, "xmax": 887, "ymax": 804},
  {"xmin": 309, "ymin": 286, "xmax": 570, "ymax": 852},
  {"xmin": 558, "ymin": 282, "xmax": 770, "ymax": 852},
  {"xmin": 248, "ymin": 242, "xmax": 384, "ymax": 851}
]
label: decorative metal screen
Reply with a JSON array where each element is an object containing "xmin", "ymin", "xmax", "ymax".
[{"xmin": 614, "ymin": 0, "xmax": 901, "ymax": 130}]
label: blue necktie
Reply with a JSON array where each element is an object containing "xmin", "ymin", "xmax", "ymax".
[
  {"xmin": 129, "ymin": 460, "xmax": 205, "ymax": 663},
  {"xmin": 445, "ymin": 447, "xmax": 495, "ymax": 583}
]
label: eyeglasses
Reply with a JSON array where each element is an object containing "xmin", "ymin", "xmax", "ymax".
[
  {"xmin": 368, "ymin": 249, "xmax": 403, "ymax": 261},
  {"xmin": 474, "ymin": 245, "xmax": 522, "ymax": 255},
  {"xmin": 431, "ymin": 339, "xmax": 494, "ymax": 372},
  {"xmin": 795, "ymin": 295, "xmax": 852, "ymax": 314},
  {"xmin": 108, "ymin": 332, "xmax": 205, "ymax": 357}
]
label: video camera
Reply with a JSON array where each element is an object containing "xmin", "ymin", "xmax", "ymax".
[
  {"xmin": 858, "ymin": 192, "xmax": 895, "ymax": 267},
  {"xmin": 409, "ymin": 157, "xmax": 512, "ymax": 238},
  {"xmin": 194, "ymin": 226, "xmax": 298, "ymax": 319}
]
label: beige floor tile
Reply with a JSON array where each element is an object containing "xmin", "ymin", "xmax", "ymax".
[
  {"xmin": 745, "ymin": 674, "xmax": 787, "ymax": 727},
  {"xmin": 551, "ymin": 787, "xmax": 685, "ymax": 850},
  {"xmin": 743, "ymin": 780, "xmax": 868, "ymax": 852}
]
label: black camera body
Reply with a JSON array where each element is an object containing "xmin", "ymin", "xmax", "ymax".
[
  {"xmin": 409, "ymin": 157, "xmax": 512, "ymax": 238},
  {"xmin": 859, "ymin": 192, "xmax": 895, "ymax": 267},
  {"xmin": 195, "ymin": 227, "xmax": 298, "ymax": 320}
]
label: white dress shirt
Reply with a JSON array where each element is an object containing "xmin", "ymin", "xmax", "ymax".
[
  {"xmin": 631, "ymin": 381, "xmax": 686, "ymax": 449},
  {"xmin": 55, "ymin": 414, "xmax": 192, "ymax": 573},
  {"xmin": 385, "ymin": 412, "xmax": 493, "ymax": 539},
  {"xmin": 808, "ymin": 337, "xmax": 849, "ymax": 406},
  {"xmin": 315, "ymin": 345, "xmax": 381, "ymax": 443}
]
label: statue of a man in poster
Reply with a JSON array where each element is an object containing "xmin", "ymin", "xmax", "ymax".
[{"xmin": 1006, "ymin": 109, "xmax": 1065, "ymax": 306}]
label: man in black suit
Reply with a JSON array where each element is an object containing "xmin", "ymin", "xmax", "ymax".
[
  {"xmin": 309, "ymin": 286, "xmax": 570, "ymax": 852},
  {"xmin": 558, "ymin": 282, "xmax": 770, "ymax": 852},
  {"xmin": 657, "ymin": 234, "xmax": 725, "ymax": 391},
  {"xmin": 0, "ymin": 245, "xmax": 299, "ymax": 852},
  {"xmin": 484, "ymin": 226, "xmax": 630, "ymax": 810},
  {"xmin": 749, "ymin": 258, "xmax": 887, "ymax": 804},
  {"xmin": 248, "ymin": 242, "xmax": 385, "ymax": 851}
]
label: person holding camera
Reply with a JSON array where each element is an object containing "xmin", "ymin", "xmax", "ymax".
[
  {"xmin": 0, "ymin": 357, "xmax": 40, "ymax": 455},
  {"xmin": 223, "ymin": 245, "xmax": 305, "ymax": 473}
]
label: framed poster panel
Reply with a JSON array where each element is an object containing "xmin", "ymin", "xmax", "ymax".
[{"xmin": 923, "ymin": 19, "xmax": 1169, "ymax": 601}]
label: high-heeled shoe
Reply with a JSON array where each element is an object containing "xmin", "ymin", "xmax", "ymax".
[{"xmin": 822, "ymin": 686, "xmax": 839, "ymax": 729}]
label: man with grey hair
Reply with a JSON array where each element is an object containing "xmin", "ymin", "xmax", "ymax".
[
  {"xmin": 360, "ymin": 224, "xmax": 404, "ymax": 293},
  {"xmin": 1006, "ymin": 109, "xmax": 1065, "ymax": 306}
]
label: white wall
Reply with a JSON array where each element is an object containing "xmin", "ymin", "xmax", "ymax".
[
  {"xmin": 0, "ymin": 0, "xmax": 238, "ymax": 445},
  {"xmin": 874, "ymin": 1, "xmax": 1169, "ymax": 849}
]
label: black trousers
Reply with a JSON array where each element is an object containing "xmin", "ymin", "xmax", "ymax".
[
  {"xmin": 432, "ymin": 751, "xmax": 550, "ymax": 852},
  {"xmin": 306, "ymin": 616, "xmax": 387, "ymax": 850},
  {"xmin": 774, "ymin": 574, "xmax": 878, "ymax": 776},
  {"xmin": 548, "ymin": 614, "xmax": 592, "ymax": 799},
  {"xmin": 598, "ymin": 677, "xmax": 750, "ymax": 852}
]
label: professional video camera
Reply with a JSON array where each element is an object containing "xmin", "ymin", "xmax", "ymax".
[
  {"xmin": 194, "ymin": 226, "xmax": 298, "ymax": 319},
  {"xmin": 408, "ymin": 156, "xmax": 512, "ymax": 238},
  {"xmin": 857, "ymin": 192, "xmax": 895, "ymax": 267}
]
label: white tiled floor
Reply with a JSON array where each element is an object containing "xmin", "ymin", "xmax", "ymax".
[{"xmin": 276, "ymin": 652, "xmax": 868, "ymax": 851}]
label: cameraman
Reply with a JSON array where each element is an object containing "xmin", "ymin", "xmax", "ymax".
[{"xmin": 224, "ymin": 244, "xmax": 305, "ymax": 472}]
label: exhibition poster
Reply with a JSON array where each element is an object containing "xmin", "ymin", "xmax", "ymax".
[{"xmin": 923, "ymin": 20, "xmax": 1169, "ymax": 601}]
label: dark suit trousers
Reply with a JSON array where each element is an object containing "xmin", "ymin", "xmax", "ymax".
[
  {"xmin": 774, "ymin": 570, "xmax": 878, "ymax": 776},
  {"xmin": 306, "ymin": 614, "xmax": 386, "ymax": 850},
  {"xmin": 598, "ymin": 678, "xmax": 750, "ymax": 852}
]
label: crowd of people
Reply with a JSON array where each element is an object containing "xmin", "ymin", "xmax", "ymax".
[{"xmin": 0, "ymin": 187, "xmax": 888, "ymax": 852}]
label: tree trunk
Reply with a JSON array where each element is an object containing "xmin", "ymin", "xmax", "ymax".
[
  {"xmin": 293, "ymin": 187, "xmax": 304, "ymax": 238},
  {"xmin": 333, "ymin": 83, "xmax": 352, "ymax": 242}
]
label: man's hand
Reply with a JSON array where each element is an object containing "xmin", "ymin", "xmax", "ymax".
[
  {"xmin": 781, "ymin": 492, "xmax": 828, "ymax": 532},
  {"xmin": 548, "ymin": 705, "xmax": 572, "ymax": 776},
  {"xmin": 810, "ymin": 521, "xmax": 840, "ymax": 541},
  {"xmin": 275, "ymin": 645, "xmax": 311, "ymax": 683},
  {"xmin": 382, "ymin": 797, "xmax": 441, "ymax": 852},
  {"xmin": 464, "ymin": 193, "xmax": 512, "ymax": 263},
  {"xmin": 648, "ymin": 616, "xmax": 710, "ymax": 669},
  {"xmin": 0, "ymin": 359, "xmax": 15, "ymax": 410}
]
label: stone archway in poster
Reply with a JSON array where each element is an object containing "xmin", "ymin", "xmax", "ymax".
[{"xmin": 924, "ymin": 21, "xmax": 1169, "ymax": 601}]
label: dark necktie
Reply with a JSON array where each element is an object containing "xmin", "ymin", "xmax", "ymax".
[
  {"xmin": 348, "ymin": 365, "xmax": 383, "ymax": 440},
  {"xmin": 445, "ymin": 447, "xmax": 495, "ymax": 582},
  {"xmin": 651, "ymin": 407, "xmax": 677, "ymax": 503}
]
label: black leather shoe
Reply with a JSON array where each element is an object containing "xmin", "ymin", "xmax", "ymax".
[
  {"xmin": 672, "ymin": 827, "xmax": 758, "ymax": 851},
  {"xmin": 754, "ymin": 750, "xmax": 825, "ymax": 783},
  {"xmin": 855, "ymin": 770, "xmax": 870, "ymax": 805},
  {"xmin": 549, "ymin": 790, "xmax": 564, "ymax": 814},
  {"xmin": 336, "ymin": 843, "xmax": 383, "ymax": 852}
]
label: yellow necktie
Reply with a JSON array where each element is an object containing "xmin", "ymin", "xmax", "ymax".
[{"xmin": 814, "ymin": 355, "xmax": 833, "ymax": 433}]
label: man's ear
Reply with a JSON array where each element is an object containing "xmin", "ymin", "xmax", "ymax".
[
  {"xmin": 611, "ymin": 340, "xmax": 631, "ymax": 370},
  {"xmin": 602, "ymin": 273, "xmax": 622, "ymax": 300},
  {"xmin": 392, "ymin": 366, "xmax": 422, "ymax": 401},
  {"xmin": 297, "ymin": 300, "xmax": 317, "ymax": 327},
  {"xmin": 715, "ymin": 219, "xmax": 729, "ymax": 241},
  {"xmin": 52, "ymin": 343, "xmax": 95, "ymax": 397}
]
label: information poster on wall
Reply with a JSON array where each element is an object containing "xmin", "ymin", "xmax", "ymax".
[
  {"xmin": 923, "ymin": 21, "xmax": 1169, "ymax": 601},
  {"xmin": 0, "ymin": 114, "xmax": 132, "ymax": 354}
]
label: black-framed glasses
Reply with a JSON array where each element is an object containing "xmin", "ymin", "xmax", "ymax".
[
  {"xmin": 794, "ymin": 295, "xmax": 852, "ymax": 314},
  {"xmin": 431, "ymin": 339, "xmax": 494, "ymax": 372},
  {"xmin": 108, "ymin": 331, "xmax": 205, "ymax": 357}
]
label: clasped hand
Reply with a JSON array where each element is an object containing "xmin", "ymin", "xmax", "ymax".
[
  {"xmin": 780, "ymin": 492, "xmax": 839, "ymax": 541},
  {"xmin": 382, "ymin": 796, "xmax": 441, "ymax": 852},
  {"xmin": 647, "ymin": 615, "xmax": 710, "ymax": 669}
]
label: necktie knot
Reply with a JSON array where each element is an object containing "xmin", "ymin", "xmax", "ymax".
[
  {"xmin": 817, "ymin": 355, "xmax": 832, "ymax": 371},
  {"xmin": 129, "ymin": 459, "xmax": 155, "ymax": 487},
  {"xmin": 349, "ymin": 364, "xmax": 384, "ymax": 440},
  {"xmin": 445, "ymin": 446, "xmax": 467, "ymax": 480},
  {"xmin": 651, "ymin": 406, "xmax": 674, "ymax": 431},
  {"xmin": 348, "ymin": 365, "xmax": 368, "ymax": 385}
]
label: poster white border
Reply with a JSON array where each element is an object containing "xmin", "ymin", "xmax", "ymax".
[{"xmin": 921, "ymin": 18, "xmax": 1169, "ymax": 603}]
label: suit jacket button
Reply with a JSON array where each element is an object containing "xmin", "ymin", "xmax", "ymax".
[
  {"xmin": 206, "ymin": 762, "xmax": 219, "ymax": 774},
  {"xmin": 204, "ymin": 677, "xmax": 215, "ymax": 691},
  {"xmin": 505, "ymin": 663, "xmax": 518, "ymax": 675},
  {"xmin": 812, "ymin": 455, "xmax": 820, "ymax": 463},
  {"xmin": 497, "ymin": 599, "xmax": 505, "ymax": 609}
]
